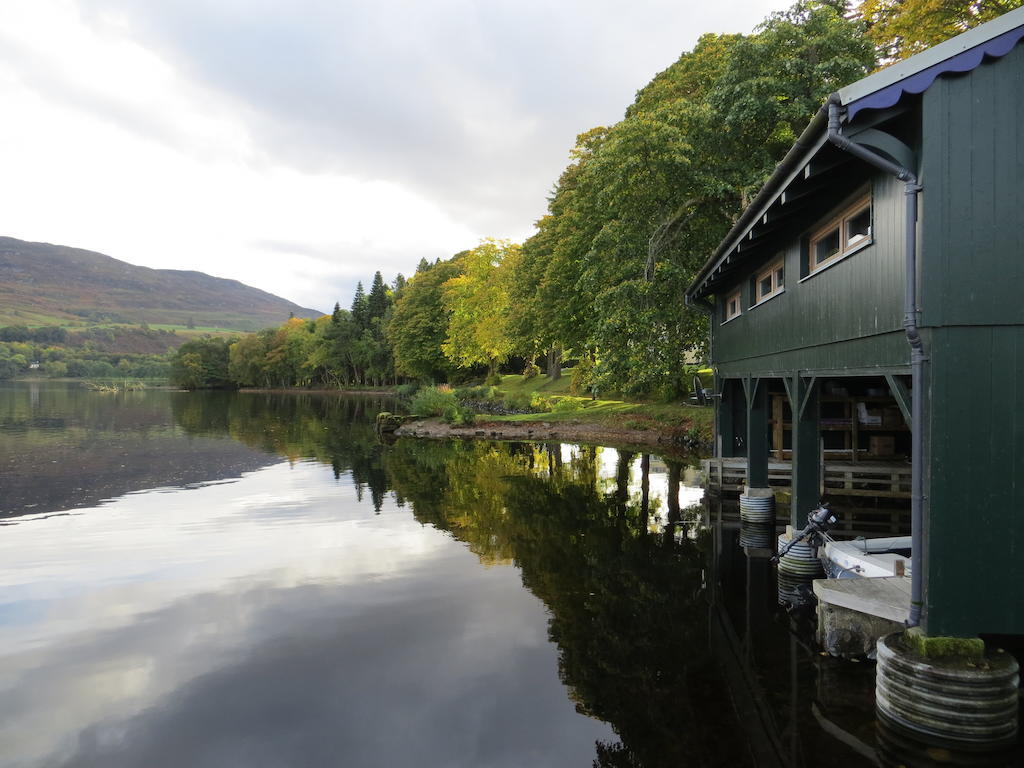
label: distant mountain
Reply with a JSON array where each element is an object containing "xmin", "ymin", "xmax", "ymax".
[{"xmin": 0, "ymin": 236, "xmax": 323, "ymax": 331}]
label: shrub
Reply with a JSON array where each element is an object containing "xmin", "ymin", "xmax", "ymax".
[
  {"xmin": 530, "ymin": 394, "xmax": 553, "ymax": 412},
  {"xmin": 409, "ymin": 386, "xmax": 460, "ymax": 421},
  {"xmin": 442, "ymin": 404, "xmax": 477, "ymax": 426},
  {"xmin": 570, "ymin": 356, "xmax": 596, "ymax": 395},
  {"xmin": 522, "ymin": 362, "xmax": 540, "ymax": 380},
  {"xmin": 461, "ymin": 384, "xmax": 497, "ymax": 401},
  {"xmin": 551, "ymin": 397, "xmax": 582, "ymax": 413},
  {"xmin": 502, "ymin": 392, "xmax": 532, "ymax": 412},
  {"xmin": 484, "ymin": 371, "xmax": 503, "ymax": 386},
  {"xmin": 396, "ymin": 382, "xmax": 421, "ymax": 398}
]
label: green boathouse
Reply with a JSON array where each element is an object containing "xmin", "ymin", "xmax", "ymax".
[{"xmin": 686, "ymin": 9, "xmax": 1024, "ymax": 640}]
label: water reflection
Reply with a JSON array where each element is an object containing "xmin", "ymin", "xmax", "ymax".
[
  {"xmin": 708, "ymin": 499, "xmax": 878, "ymax": 766},
  {"xmin": 2, "ymin": 384, "xmax": 1019, "ymax": 767},
  {"xmin": 0, "ymin": 382, "xmax": 278, "ymax": 518},
  {"xmin": 707, "ymin": 498, "xmax": 1022, "ymax": 768},
  {"xmin": 0, "ymin": 461, "xmax": 614, "ymax": 767}
]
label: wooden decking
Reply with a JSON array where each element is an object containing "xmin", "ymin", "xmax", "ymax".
[{"xmin": 703, "ymin": 457, "xmax": 911, "ymax": 499}]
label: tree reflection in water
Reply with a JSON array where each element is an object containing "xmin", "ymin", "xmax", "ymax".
[
  {"xmin": 172, "ymin": 391, "xmax": 396, "ymax": 511},
  {"xmin": 171, "ymin": 393, "xmax": 1015, "ymax": 768},
  {"xmin": 174, "ymin": 393, "xmax": 752, "ymax": 765}
]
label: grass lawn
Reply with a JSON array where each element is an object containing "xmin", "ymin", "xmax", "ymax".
[
  {"xmin": 478, "ymin": 373, "xmax": 714, "ymax": 437},
  {"xmin": 489, "ymin": 373, "xmax": 574, "ymax": 396}
]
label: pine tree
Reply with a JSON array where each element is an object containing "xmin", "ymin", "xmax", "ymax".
[
  {"xmin": 367, "ymin": 271, "xmax": 389, "ymax": 323},
  {"xmin": 351, "ymin": 282, "xmax": 368, "ymax": 330}
]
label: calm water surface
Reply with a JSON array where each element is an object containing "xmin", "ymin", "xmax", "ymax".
[{"xmin": 1, "ymin": 382, "xmax": 1011, "ymax": 767}]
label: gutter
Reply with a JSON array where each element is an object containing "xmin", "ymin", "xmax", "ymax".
[{"xmin": 825, "ymin": 98, "xmax": 925, "ymax": 628}]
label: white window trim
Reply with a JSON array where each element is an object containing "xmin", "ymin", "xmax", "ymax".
[
  {"xmin": 722, "ymin": 289, "xmax": 742, "ymax": 324},
  {"xmin": 798, "ymin": 238, "xmax": 873, "ymax": 282},
  {"xmin": 749, "ymin": 286, "xmax": 786, "ymax": 309},
  {"xmin": 806, "ymin": 192, "xmax": 873, "ymax": 277},
  {"xmin": 752, "ymin": 257, "xmax": 785, "ymax": 306}
]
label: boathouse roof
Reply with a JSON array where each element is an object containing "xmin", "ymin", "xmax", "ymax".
[{"xmin": 686, "ymin": 6, "xmax": 1024, "ymax": 300}]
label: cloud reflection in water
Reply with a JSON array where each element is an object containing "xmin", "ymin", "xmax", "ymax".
[{"xmin": 0, "ymin": 460, "xmax": 612, "ymax": 767}]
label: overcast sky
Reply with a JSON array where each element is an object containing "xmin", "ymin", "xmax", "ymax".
[{"xmin": 0, "ymin": 0, "xmax": 791, "ymax": 313}]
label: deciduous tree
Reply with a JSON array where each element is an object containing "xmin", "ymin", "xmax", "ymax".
[
  {"xmin": 857, "ymin": 0, "xmax": 1022, "ymax": 60},
  {"xmin": 442, "ymin": 240, "xmax": 519, "ymax": 379}
]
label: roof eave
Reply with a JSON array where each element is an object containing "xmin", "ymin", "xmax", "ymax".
[
  {"xmin": 689, "ymin": 7, "xmax": 1024, "ymax": 301},
  {"xmin": 838, "ymin": 6, "xmax": 1024, "ymax": 107},
  {"xmin": 685, "ymin": 104, "xmax": 830, "ymax": 300}
]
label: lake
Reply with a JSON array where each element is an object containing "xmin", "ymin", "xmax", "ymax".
[{"xmin": 0, "ymin": 381, "xmax": 988, "ymax": 767}]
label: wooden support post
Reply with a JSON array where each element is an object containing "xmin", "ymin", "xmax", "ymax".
[
  {"xmin": 772, "ymin": 393, "xmax": 785, "ymax": 460},
  {"xmin": 718, "ymin": 378, "xmax": 738, "ymax": 458},
  {"xmin": 851, "ymin": 405, "xmax": 859, "ymax": 463},
  {"xmin": 745, "ymin": 377, "xmax": 769, "ymax": 489},
  {"xmin": 788, "ymin": 374, "xmax": 820, "ymax": 528}
]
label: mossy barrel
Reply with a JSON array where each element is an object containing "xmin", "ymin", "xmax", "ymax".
[
  {"xmin": 876, "ymin": 633, "xmax": 1019, "ymax": 749},
  {"xmin": 776, "ymin": 532, "xmax": 822, "ymax": 577},
  {"xmin": 776, "ymin": 530, "xmax": 821, "ymax": 608}
]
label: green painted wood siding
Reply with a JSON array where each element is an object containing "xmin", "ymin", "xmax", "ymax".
[
  {"xmin": 712, "ymin": 172, "xmax": 910, "ymax": 377},
  {"xmin": 922, "ymin": 326, "xmax": 1024, "ymax": 636},
  {"xmin": 921, "ymin": 43, "xmax": 1024, "ymax": 328},
  {"xmin": 918, "ymin": 46, "xmax": 1024, "ymax": 636}
]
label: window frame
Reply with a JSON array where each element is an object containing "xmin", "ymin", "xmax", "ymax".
[
  {"xmin": 722, "ymin": 288, "xmax": 742, "ymax": 324},
  {"xmin": 805, "ymin": 191, "xmax": 873, "ymax": 278},
  {"xmin": 751, "ymin": 256, "xmax": 785, "ymax": 307}
]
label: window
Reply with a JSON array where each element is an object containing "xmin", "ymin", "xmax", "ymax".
[
  {"xmin": 723, "ymin": 289, "xmax": 741, "ymax": 322},
  {"xmin": 754, "ymin": 257, "xmax": 785, "ymax": 304},
  {"xmin": 808, "ymin": 192, "xmax": 872, "ymax": 275}
]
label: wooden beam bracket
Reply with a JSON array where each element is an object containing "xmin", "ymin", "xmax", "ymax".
[
  {"xmin": 782, "ymin": 375, "xmax": 797, "ymax": 409},
  {"xmin": 742, "ymin": 376, "xmax": 762, "ymax": 410},
  {"xmin": 779, "ymin": 375, "xmax": 819, "ymax": 420},
  {"xmin": 796, "ymin": 376, "xmax": 818, "ymax": 420},
  {"xmin": 885, "ymin": 374, "xmax": 912, "ymax": 429}
]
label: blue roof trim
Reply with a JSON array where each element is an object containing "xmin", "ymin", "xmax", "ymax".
[{"xmin": 846, "ymin": 26, "xmax": 1024, "ymax": 120}]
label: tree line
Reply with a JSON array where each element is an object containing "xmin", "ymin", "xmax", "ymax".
[
  {"xmin": 172, "ymin": 1, "xmax": 1018, "ymax": 394},
  {"xmin": 0, "ymin": 325, "xmax": 172, "ymax": 381},
  {"xmin": 171, "ymin": 271, "xmax": 401, "ymax": 389}
]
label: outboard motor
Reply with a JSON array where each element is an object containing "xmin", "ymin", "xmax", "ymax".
[{"xmin": 771, "ymin": 503, "xmax": 838, "ymax": 564}]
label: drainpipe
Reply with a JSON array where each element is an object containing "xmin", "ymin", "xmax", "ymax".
[{"xmin": 826, "ymin": 99, "xmax": 925, "ymax": 627}]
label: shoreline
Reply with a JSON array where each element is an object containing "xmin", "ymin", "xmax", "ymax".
[
  {"xmin": 393, "ymin": 417, "xmax": 707, "ymax": 457},
  {"xmin": 237, "ymin": 387, "xmax": 398, "ymax": 396}
]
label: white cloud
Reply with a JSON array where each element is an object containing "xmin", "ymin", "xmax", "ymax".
[{"xmin": 0, "ymin": 0, "xmax": 791, "ymax": 311}]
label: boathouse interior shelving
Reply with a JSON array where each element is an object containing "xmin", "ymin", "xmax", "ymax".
[{"xmin": 768, "ymin": 386, "xmax": 909, "ymax": 462}]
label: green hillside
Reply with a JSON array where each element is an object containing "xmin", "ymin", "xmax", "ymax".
[{"xmin": 0, "ymin": 236, "xmax": 323, "ymax": 331}]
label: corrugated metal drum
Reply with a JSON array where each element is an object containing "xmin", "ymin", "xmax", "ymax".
[
  {"xmin": 777, "ymin": 532, "xmax": 823, "ymax": 577},
  {"xmin": 875, "ymin": 717, "xmax": 1017, "ymax": 767},
  {"xmin": 777, "ymin": 570, "xmax": 816, "ymax": 608},
  {"xmin": 739, "ymin": 521, "xmax": 774, "ymax": 549},
  {"xmin": 739, "ymin": 493, "xmax": 775, "ymax": 523},
  {"xmin": 876, "ymin": 633, "xmax": 1019, "ymax": 750}
]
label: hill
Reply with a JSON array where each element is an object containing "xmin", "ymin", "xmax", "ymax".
[{"xmin": 0, "ymin": 236, "xmax": 323, "ymax": 331}]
